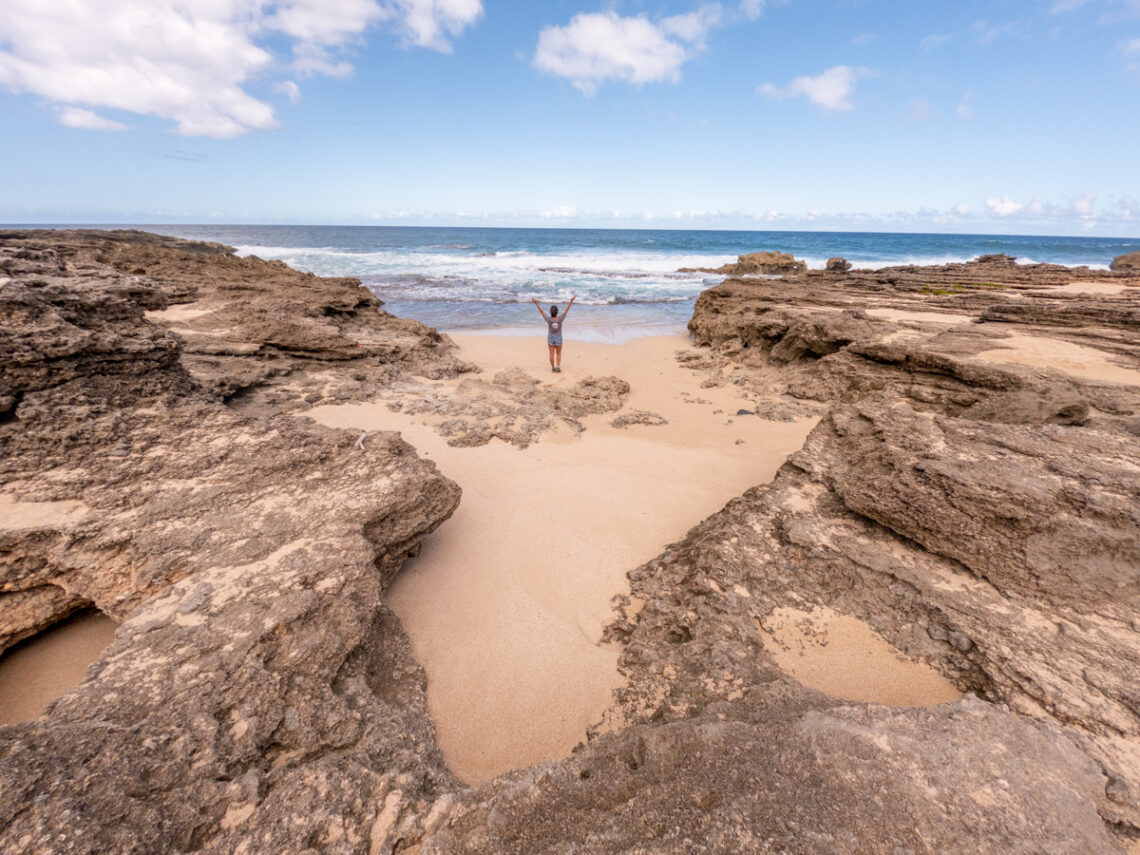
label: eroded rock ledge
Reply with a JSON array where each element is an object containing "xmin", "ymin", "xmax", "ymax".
[
  {"xmin": 2, "ymin": 235, "xmax": 1139, "ymax": 854},
  {"xmin": 1, "ymin": 231, "xmax": 463, "ymax": 853}
]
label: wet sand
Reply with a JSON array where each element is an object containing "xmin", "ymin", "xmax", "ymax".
[
  {"xmin": 760, "ymin": 606, "xmax": 962, "ymax": 707},
  {"xmin": 0, "ymin": 610, "xmax": 118, "ymax": 726},
  {"xmin": 309, "ymin": 333, "xmax": 818, "ymax": 783}
]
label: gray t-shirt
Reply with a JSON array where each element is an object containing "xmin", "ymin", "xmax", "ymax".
[{"xmin": 546, "ymin": 310, "xmax": 567, "ymax": 336}]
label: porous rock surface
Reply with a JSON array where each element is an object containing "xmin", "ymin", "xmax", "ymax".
[
  {"xmin": 0, "ymin": 231, "xmax": 463, "ymax": 853},
  {"xmin": 3, "ymin": 234, "xmax": 1140, "ymax": 854},
  {"xmin": 680, "ymin": 249, "xmax": 808, "ymax": 276},
  {"xmin": 1112, "ymin": 251, "xmax": 1140, "ymax": 273},
  {"xmin": 388, "ymin": 369, "xmax": 630, "ymax": 448}
]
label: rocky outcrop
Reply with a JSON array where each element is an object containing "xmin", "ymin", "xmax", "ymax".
[
  {"xmin": 610, "ymin": 409, "xmax": 668, "ymax": 428},
  {"xmin": 660, "ymin": 252, "xmax": 1140, "ymax": 848},
  {"xmin": 0, "ymin": 229, "xmax": 473, "ymax": 408},
  {"xmin": 0, "ymin": 232, "xmax": 463, "ymax": 852},
  {"xmin": 1111, "ymin": 251, "xmax": 1140, "ymax": 273},
  {"xmin": 4, "ymin": 233, "xmax": 1139, "ymax": 853},
  {"xmin": 680, "ymin": 250, "xmax": 807, "ymax": 276},
  {"xmin": 426, "ymin": 701, "xmax": 1119, "ymax": 854},
  {"xmin": 826, "ymin": 256, "xmax": 852, "ymax": 272},
  {"xmin": 392, "ymin": 370, "xmax": 630, "ymax": 448}
]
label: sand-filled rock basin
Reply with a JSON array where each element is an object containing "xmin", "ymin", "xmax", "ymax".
[{"xmin": 0, "ymin": 610, "xmax": 118, "ymax": 726}]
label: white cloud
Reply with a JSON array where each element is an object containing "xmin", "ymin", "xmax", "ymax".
[
  {"xmin": 384, "ymin": 0, "xmax": 483, "ymax": 52},
  {"xmin": 533, "ymin": 8, "xmax": 719, "ymax": 96},
  {"xmin": 275, "ymin": 81, "xmax": 302, "ymax": 104},
  {"xmin": 662, "ymin": 6, "xmax": 723, "ymax": 47},
  {"xmin": 0, "ymin": 1, "xmax": 277, "ymax": 138},
  {"xmin": 540, "ymin": 206, "xmax": 578, "ymax": 219},
  {"xmin": 953, "ymin": 203, "xmax": 970, "ymax": 216},
  {"xmin": 55, "ymin": 106, "xmax": 127, "ymax": 132},
  {"xmin": 269, "ymin": 0, "xmax": 387, "ymax": 46},
  {"xmin": 740, "ymin": 0, "xmax": 766, "ymax": 19},
  {"xmin": 740, "ymin": 0, "xmax": 793, "ymax": 20},
  {"xmin": 0, "ymin": 0, "xmax": 483, "ymax": 138},
  {"xmin": 1125, "ymin": 38, "xmax": 1140, "ymax": 53},
  {"xmin": 980, "ymin": 194, "xmax": 1101, "ymax": 221},
  {"xmin": 850, "ymin": 33, "xmax": 876, "ymax": 46},
  {"xmin": 986, "ymin": 196, "xmax": 1024, "ymax": 217},
  {"xmin": 758, "ymin": 66, "xmax": 869, "ymax": 111}
]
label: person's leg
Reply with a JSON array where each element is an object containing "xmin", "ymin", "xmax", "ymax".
[
  {"xmin": 548, "ymin": 344, "xmax": 556, "ymax": 369},
  {"xmin": 554, "ymin": 345, "xmax": 563, "ymax": 368}
]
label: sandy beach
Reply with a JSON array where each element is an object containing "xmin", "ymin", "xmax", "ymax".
[
  {"xmin": 308, "ymin": 332, "xmax": 964, "ymax": 784},
  {"xmin": 308, "ymin": 333, "xmax": 814, "ymax": 782}
]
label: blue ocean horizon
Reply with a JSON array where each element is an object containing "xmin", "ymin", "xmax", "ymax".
[{"xmin": 22, "ymin": 224, "xmax": 1140, "ymax": 343}]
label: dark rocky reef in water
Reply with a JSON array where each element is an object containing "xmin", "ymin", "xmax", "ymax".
[{"xmin": 2, "ymin": 234, "xmax": 1139, "ymax": 853}]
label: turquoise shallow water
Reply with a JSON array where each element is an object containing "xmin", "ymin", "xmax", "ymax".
[{"xmin": 33, "ymin": 225, "xmax": 1140, "ymax": 342}]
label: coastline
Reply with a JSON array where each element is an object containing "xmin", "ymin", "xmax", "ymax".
[
  {"xmin": 307, "ymin": 332, "xmax": 964, "ymax": 783},
  {"xmin": 2, "ymin": 230, "xmax": 1139, "ymax": 853},
  {"xmin": 307, "ymin": 333, "xmax": 815, "ymax": 783}
]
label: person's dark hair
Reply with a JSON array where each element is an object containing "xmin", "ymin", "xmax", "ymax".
[{"xmin": 550, "ymin": 305, "xmax": 558, "ymax": 317}]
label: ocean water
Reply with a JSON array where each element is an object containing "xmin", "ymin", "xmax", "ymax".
[{"xmin": 91, "ymin": 225, "xmax": 1140, "ymax": 342}]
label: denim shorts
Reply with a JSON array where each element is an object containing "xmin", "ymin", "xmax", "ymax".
[{"xmin": 548, "ymin": 334, "xmax": 563, "ymax": 347}]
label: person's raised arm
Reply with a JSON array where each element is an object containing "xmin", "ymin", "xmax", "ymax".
[
  {"xmin": 531, "ymin": 297, "xmax": 548, "ymax": 320},
  {"xmin": 564, "ymin": 295, "xmax": 577, "ymax": 317}
]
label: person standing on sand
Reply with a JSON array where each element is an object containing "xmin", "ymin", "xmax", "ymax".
[{"xmin": 532, "ymin": 295, "xmax": 575, "ymax": 372}]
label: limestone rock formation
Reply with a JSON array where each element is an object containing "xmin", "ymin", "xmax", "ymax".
[
  {"xmin": 1, "ymin": 231, "xmax": 463, "ymax": 852},
  {"xmin": 826, "ymin": 256, "xmax": 852, "ymax": 272},
  {"xmin": 680, "ymin": 250, "xmax": 807, "ymax": 276},
  {"xmin": 1111, "ymin": 251, "xmax": 1140, "ymax": 273},
  {"xmin": 610, "ymin": 410, "xmax": 668, "ymax": 428},
  {"xmin": 397, "ymin": 370, "xmax": 630, "ymax": 448},
  {"xmin": 668, "ymin": 253, "xmax": 1140, "ymax": 846},
  {"xmin": 426, "ymin": 701, "xmax": 1120, "ymax": 854},
  {"xmin": 3, "ymin": 234, "xmax": 1139, "ymax": 854},
  {"xmin": 0, "ymin": 229, "xmax": 473, "ymax": 410}
]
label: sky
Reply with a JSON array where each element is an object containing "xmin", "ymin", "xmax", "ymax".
[{"xmin": 1, "ymin": 0, "xmax": 1139, "ymax": 235}]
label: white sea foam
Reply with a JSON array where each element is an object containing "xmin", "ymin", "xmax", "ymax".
[
  {"xmin": 231, "ymin": 236, "xmax": 1123, "ymax": 334},
  {"xmin": 235, "ymin": 244, "xmax": 732, "ymax": 306}
]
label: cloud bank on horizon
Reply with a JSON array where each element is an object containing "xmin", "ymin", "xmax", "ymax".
[{"xmin": 1, "ymin": 0, "xmax": 1138, "ymax": 235}]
